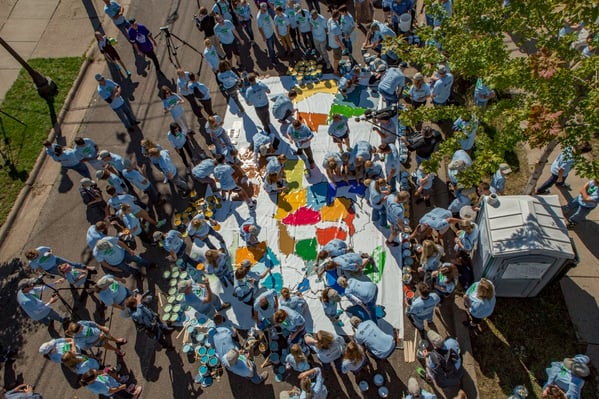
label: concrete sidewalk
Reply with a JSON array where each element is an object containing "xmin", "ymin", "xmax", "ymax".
[{"xmin": 0, "ymin": 0, "xmax": 105, "ymax": 102}]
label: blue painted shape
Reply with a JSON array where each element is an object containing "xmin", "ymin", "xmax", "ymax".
[
  {"xmin": 297, "ymin": 278, "xmax": 310, "ymax": 293},
  {"xmin": 307, "ymin": 182, "xmax": 329, "ymax": 211},
  {"xmin": 325, "ymin": 269, "xmax": 345, "ymax": 295},
  {"xmin": 345, "ymin": 304, "xmax": 369, "ymax": 320},
  {"xmin": 326, "ymin": 183, "xmax": 337, "ymax": 206},
  {"xmin": 262, "ymin": 272, "xmax": 284, "ymax": 293},
  {"xmin": 266, "ymin": 247, "xmax": 280, "ymax": 267},
  {"xmin": 375, "ymin": 305, "xmax": 386, "ymax": 318},
  {"xmin": 349, "ymin": 182, "xmax": 366, "ymax": 196}
]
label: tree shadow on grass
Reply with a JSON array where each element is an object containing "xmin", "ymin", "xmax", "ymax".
[{"xmin": 469, "ymin": 280, "xmax": 592, "ymax": 398}]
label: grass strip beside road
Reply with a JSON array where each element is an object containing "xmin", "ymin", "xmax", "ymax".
[{"xmin": 0, "ymin": 57, "xmax": 82, "ymax": 226}]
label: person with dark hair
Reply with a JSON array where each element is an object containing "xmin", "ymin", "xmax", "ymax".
[
  {"xmin": 43, "ymin": 141, "xmax": 91, "ymax": 179},
  {"xmin": 17, "ymin": 278, "xmax": 66, "ymax": 326},
  {"xmin": 1, "ymin": 383, "xmax": 44, "ymax": 399},
  {"xmin": 287, "ymin": 119, "xmax": 316, "ymax": 170},
  {"xmin": 196, "ymin": 7, "xmax": 224, "ymax": 58},
  {"xmin": 127, "ymin": 18, "xmax": 162, "ymax": 75},
  {"xmin": 167, "ymin": 122, "xmax": 196, "ymax": 171},
  {"xmin": 214, "ymin": 14, "xmax": 245, "ymax": 67},
  {"xmin": 405, "ymin": 282, "xmax": 440, "ymax": 335},
  {"xmin": 217, "ymin": 60, "xmax": 245, "ymax": 114},
  {"xmin": 244, "ymin": 73, "xmax": 272, "ymax": 133},
  {"xmin": 188, "ymin": 72, "xmax": 215, "ymax": 117},
  {"xmin": 95, "ymin": 31, "xmax": 131, "ymax": 78},
  {"xmin": 94, "ymin": 74, "xmax": 139, "ymax": 132},
  {"xmin": 407, "ymin": 125, "xmax": 443, "ymax": 166}
]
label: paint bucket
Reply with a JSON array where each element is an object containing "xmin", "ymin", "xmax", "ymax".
[
  {"xmin": 404, "ymin": 257, "xmax": 414, "ymax": 266},
  {"xmin": 201, "ymin": 355, "xmax": 209, "ymax": 364},
  {"xmin": 171, "ymin": 270, "xmax": 180, "ymax": 279},
  {"xmin": 399, "ymin": 13, "xmax": 412, "ymax": 32},
  {"xmin": 163, "ymin": 312, "xmax": 171, "ymax": 322},
  {"xmin": 194, "ymin": 374, "xmax": 203, "ymax": 383},
  {"xmin": 198, "ymin": 346, "xmax": 207, "ymax": 356},
  {"xmin": 199, "ymin": 365, "xmax": 209, "ymax": 376},
  {"xmin": 169, "ymin": 313, "xmax": 179, "ymax": 322},
  {"xmin": 172, "ymin": 304, "xmax": 182, "ymax": 313},
  {"xmin": 201, "ymin": 376, "xmax": 213, "ymax": 388},
  {"xmin": 164, "ymin": 304, "xmax": 173, "ymax": 313},
  {"xmin": 207, "ymin": 348, "xmax": 216, "ymax": 357},
  {"xmin": 271, "ymin": 353, "xmax": 280, "ymax": 364},
  {"xmin": 208, "ymin": 356, "xmax": 218, "ymax": 367},
  {"xmin": 405, "ymin": 290, "xmax": 414, "ymax": 300},
  {"xmin": 183, "ymin": 344, "xmax": 193, "ymax": 353},
  {"xmin": 402, "ymin": 241, "xmax": 411, "ymax": 249},
  {"xmin": 169, "ymin": 279, "xmax": 178, "ymax": 287},
  {"xmin": 277, "ymin": 365, "xmax": 286, "ymax": 374},
  {"xmin": 359, "ymin": 380, "xmax": 369, "ymax": 392},
  {"xmin": 402, "ymin": 249, "xmax": 411, "ymax": 258},
  {"xmin": 269, "ymin": 341, "xmax": 279, "ymax": 351},
  {"xmin": 163, "ymin": 270, "xmax": 171, "ymax": 279},
  {"xmin": 180, "ymin": 271, "xmax": 188, "ymax": 280},
  {"xmin": 168, "ymin": 288, "xmax": 177, "ymax": 296},
  {"xmin": 379, "ymin": 386, "xmax": 389, "ymax": 398},
  {"xmin": 374, "ymin": 374, "xmax": 384, "ymax": 386},
  {"xmin": 176, "ymin": 293, "xmax": 184, "ymax": 302},
  {"xmin": 197, "ymin": 314, "xmax": 208, "ymax": 324},
  {"xmin": 197, "ymin": 333, "xmax": 206, "ymax": 344}
]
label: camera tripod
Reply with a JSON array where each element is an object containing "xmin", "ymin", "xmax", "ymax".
[
  {"xmin": 156, "ymin": 26, "xmax": 203, "ymax": 71},
  {"xmin": 37, "ymin": 274, "xmax": 80, "ymax": 322}
]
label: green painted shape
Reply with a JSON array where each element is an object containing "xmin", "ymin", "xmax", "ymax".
[
  {"xmin": 295, "ymin": 238, "xmax": 318, "ymax": 261},
  {"xmin": 329, "ymin": 103, "xmax": 367, "ymax": 119},
  {"xmin": 364, "ymin": 245, "xmax": 386, "ymax": 284}
]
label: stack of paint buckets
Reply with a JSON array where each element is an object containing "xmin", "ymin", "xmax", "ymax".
[
  {"xmin": 182, "ymin": 315, "xmax": 220, "ymax": 388},
  {"xmin": 161, "ymin": 269, "xmax": 190, "ymax": 325}
]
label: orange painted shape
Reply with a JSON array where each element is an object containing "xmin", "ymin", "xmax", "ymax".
[
  {"xmin": 235, "ymin": 242, "xmax": 267, "ymax": 266},
  {"xmin": 316, "ymin": 227, "xmax": 348, "ymax": 246},
  {"xmin": 297, "ymin": 112, "xmax": 329, "ymax": 132}
]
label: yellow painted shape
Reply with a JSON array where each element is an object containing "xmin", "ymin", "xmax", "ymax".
[
  {"xmin": 275, "ymin": 189, "xmax": 307, "ymax": 219},
  {"xmin": 293, "ymin": 80, "xmax": 339, "ymax": 103},
  {"xmin": 320, "ymin": 197, "xmax": 352, "ymax": 222}
]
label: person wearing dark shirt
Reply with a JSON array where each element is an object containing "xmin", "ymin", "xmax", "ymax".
[{"xmin": 407, "ymin": 126, "xmax": 443, "ymax": 166}]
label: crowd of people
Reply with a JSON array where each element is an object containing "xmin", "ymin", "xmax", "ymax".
[{"xmin": 7, "ymin": 0, "xmax": 598, "ymax": 398}]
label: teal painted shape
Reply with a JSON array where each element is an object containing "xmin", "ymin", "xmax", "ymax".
[{"xmin": 262, "ymin": 272, "xmax": 284, "ymax": 293}]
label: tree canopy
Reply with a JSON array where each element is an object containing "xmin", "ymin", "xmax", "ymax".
[{"xmin": 387, "ymin": 0, "xmax": 599, "ymax": 190}]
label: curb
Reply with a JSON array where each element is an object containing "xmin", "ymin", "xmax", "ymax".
[{"xmin": 0, "ymin": 45, "xmax": 97, "ymax": 247}]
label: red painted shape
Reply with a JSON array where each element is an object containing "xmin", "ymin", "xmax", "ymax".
[
  {"xmin": 282, "ymin": 206, "xmax": 321, "ymax": 226},
  {"xmin": 316, "ymin": 227, "xmax": 348, "ymax": 245}
]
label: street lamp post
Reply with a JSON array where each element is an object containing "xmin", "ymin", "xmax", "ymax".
[{"xmin": 0, "ymin": 36, "xmax": 59, "ymax": 127}]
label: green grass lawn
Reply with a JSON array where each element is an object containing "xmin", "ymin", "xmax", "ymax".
[
  {"xmin": 472, "ymin": 280, "xmax": 596, "ymax": 399},
  {"xmin": 0, "ymin": 57, "xmax": 82, "ymax": 226}
]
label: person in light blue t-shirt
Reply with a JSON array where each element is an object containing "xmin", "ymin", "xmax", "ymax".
[
  {"xmin": 463, "ymin": 278, "xmax": 496, "ymax": 327},
  {"xmin": 430, "ymin": 65, "xmax": 454, "ymax": 105},
  {"xmin": 406, "ymin": 282, "xmax": 440, "ymax": 334},
  {"xmin": 535, "ymin": 143, "xmax": 592, "ymax": 195},
  {"xmin": 95, "ymin": 74, "xmax": 138, "ymax": 132},
  {"xmin": 563, "ymin": 177, "xmax": 599, "ymax": 228},
  {"xmin": 222, "ymin": 348, "xmax": 268, "ymax": 384},
  {"xmin": 244, "ymin": 73, "xmax": 273, "ymax": 133}
]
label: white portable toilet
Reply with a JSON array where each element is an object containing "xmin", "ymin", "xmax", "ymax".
[{"xmin": 472, "ymin": 195, "xmax": 577, "ymax": 297}]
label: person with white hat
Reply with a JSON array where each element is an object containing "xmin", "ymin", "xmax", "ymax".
[
  {"xmin": 93, "ymin": 274, "xmax": 131, "ymax": 310},
  {"xmin": 544, "ymin": 354, "xmax": 590, "ymax": 399},
  {"xmin": 490, "ymin": 163, "xmax": 512, "ymax": 195},
  {"xmin": 95, "ymin": 74, "xmax": 139, "ymax": 133},
  {"xmin": 39, "ymin": 338, "xmax": 80, "ymax": 364},
  {"xmin": 406, "ymin": 376, "xmax": 437, "ymax": 399},
  {"xmin": 93, "ymin": 236, "xmax": 148, "ymax": 278},
  {"xmin": 423, "ymin": 329, "xmax": 463, "ymax": 388},
  {"xmin": 240, "ymin": 217, "xmax": 261, "ymax": 246}
]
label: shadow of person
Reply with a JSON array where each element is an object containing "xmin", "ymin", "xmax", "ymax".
[
  {"xmin": 165, "ymin": 349, "xmax": 199, "ymax": 398},
  {"xmin": 58, "ymin": 168, "xmax": 74, "ymax": 193},
  {"xmin": 134, "ymin": 330, "xmax": 163, "ymax": 382},
  {"xmin": 61, "ymin": 363, "xmax": 82, "ymax": 389}
]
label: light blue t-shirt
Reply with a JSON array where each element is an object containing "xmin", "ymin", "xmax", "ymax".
[
  {"xmin": 384, "ymin": 144, "xmax": 399, "ymax": 177},
  {"xmin": 327, "ymin": 18, "xmax": 342, "ymax": 48},
  {"xmin": 223, "ymin": 353, "xmax": 254, "ymax": 378},
  {"xmin": 86, "ymin": 225, "xmax": 106, "ymax": 250},
  {"xmin": 355, "ymin": 320, "xmax": 394, "ymax": 358},
  {"xmin": 333, "ymin": 253, "xmax": 363, "ymax": 273},
  {"xmin": 296, "ymin": 9, "xmax": 312, "ymax": 33},
  {"xmin": 274, "ymin": 13, "xmax": 290, "ymax": 35},
  {"xmin": 163, "ymin": 229, "xmax": 184, "ymax": 253},
  {"xmin": 256, "ymin": 11, "xmax": 275, "ymax": 38},
  {"xmin": 167, "ymin": 128, "xmax": 188, "ymax": 150},
  {"xmin": 98, "ymin": 276, "xmax": 129, "ymax": 307},
  {"xmin": 287, "ymin": 124, "xmax": 313, "ymax": 149},
  {"xmin": 310, "ymin": 15, "xmax": 327, "ymax": 42},
  {"xmin": 192, "ymin": 159, "xmax": 216, "ymax": 179},
  {"xmin": 122, "ymin": 168, "xmax": 150, "ymax": 191},
  {"xmin": 466, "ymin": 280, "xmax": 496, "ymax": 319},
  {"xmin": 378, "ymin": 68, "xmax": 405, "ymax": 96},
  {"xmin": 97, "ymin": 79, "xmax": 124, "ymax": 109},
  {"xmin": 214, "ymin": 164, "xmax": 237, "ymax": 190},
  {"xmin": 253, "ymin": 289, "xmax": 278, "ymax": 320},
  {"xmin": 271, "ymin": 94, "xmax": 293, "ymax": 119},
  {"xmin": 245, "ymin": 81, "xmax": 270, "ymax": 107},
  {"xmin": 210, "ymin": 326, "xmax": 238, "ymax": 360},
  {"xmin": 431, "ymin": 73, "xmax": 454, "ymax": 104},
  {"xmin": 86, "ymin": 373, "xmax": 121, "ymax": 395},
  {"xmin": 345, "ymin": 278, "xmax": 377, "ymax": 304},
  {"xmin": 214, "ymin": 20, "xmax": 236, "ymax": 44},
  {"xmin": 322, "ymin": 239, "xmax": 348, "ymax": 257},
  {"xmin": 163, "ymin": 94, "xmax": 185, "ymax": 119},
  {"xmin": 104, "ymin": 1, "xmax": 125, "ymax": 25},
  {"xmin": 218, "ymin": 70, "xmax": 240, "ymax": 90},
  {"xmin": 550, "ymin": 148, "xmax": 574, "ymax": 177},
  {"xmin": 328, "ymin": 116, "xmax": 349, "ymax": 138},
  {"xmin": 17, "ymin": 286, "xmax": 51, "ymax": 321},
  {"xmin": 577, "ymin": 179, "xmax": 599, "ymax": 208},
  {"xmin": 93, "ymin": 237, "xmax": 126, "ymax": 266}
]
